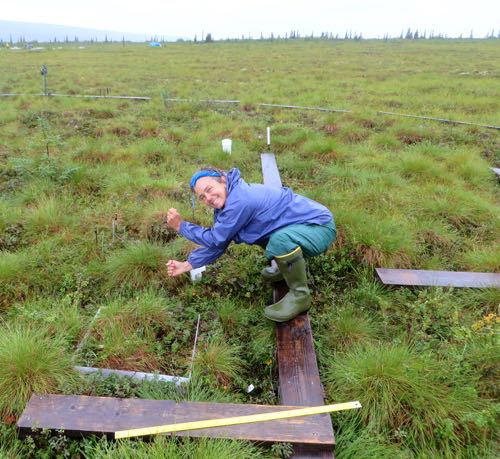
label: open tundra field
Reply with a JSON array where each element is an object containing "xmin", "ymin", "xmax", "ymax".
[{"xmin": 0, "ymin": 39, "xmax": 499, "ymax": 458}]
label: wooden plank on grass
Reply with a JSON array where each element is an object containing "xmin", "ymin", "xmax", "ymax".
[
  {"xmin": 17, "ymin": 394, "xmax": 335, "ymax": 445},
  {"xmin": 261, "ymin": 152, "xmax": 335, "ymax": 459},
  {"xmin": 276, "ymin": 314, "xmax": 336, "ymax": 458},
  {"xmin": 376, "ymin": 268, "xmax": 500, "ymax": 288},
  {"xmin": 261, "ymin": 153, "xmax": 283, "ymax": 188}
]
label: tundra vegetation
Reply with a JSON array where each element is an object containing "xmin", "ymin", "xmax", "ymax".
[{"xmin": 0, "ymin": 39, "xmax": 498, "ymax": 458}]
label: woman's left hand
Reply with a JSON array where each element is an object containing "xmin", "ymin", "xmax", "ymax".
[{"xmin": 166, "ymin": 259, "xmax": 192, "ymax": 277}]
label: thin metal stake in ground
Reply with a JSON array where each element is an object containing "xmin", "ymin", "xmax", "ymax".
[
  {"xmin": 377, "ymin": 110, "xmax": 500, "ymax": 131},
  {"xmin": 187, "ymin": 314, "xmax": 201, "ymax": 381}
]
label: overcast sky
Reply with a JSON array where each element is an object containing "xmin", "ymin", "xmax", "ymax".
[{"xmin": 2, "ymin": 0, "xmax": 499, "ymax": 39}]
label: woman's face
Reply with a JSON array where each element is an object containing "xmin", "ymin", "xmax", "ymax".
[{"xmin": 194, "ymin": 176, "xmax": 227, "ymax": 209}]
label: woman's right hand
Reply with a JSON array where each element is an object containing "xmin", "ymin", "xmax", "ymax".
[
  {"xmin": 166, "ymin": 208, "xmax": 183, "ymax": 232},
  {"xmin": 166, "ymin": 259, "xmax": 192, "ymax": 277}
]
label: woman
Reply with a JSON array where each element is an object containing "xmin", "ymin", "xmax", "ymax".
[{"xmin": 166, "ymin": 167, "xmax": 336, "ymax": 322}]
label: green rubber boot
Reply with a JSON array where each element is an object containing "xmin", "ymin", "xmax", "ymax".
[
  {"xmin": 261, "ymin": 264, "xmax": 283, "ymax": 283},
  {"xmin": 264, "ymin": 247, "xmax": 311, "ymax": 322}
]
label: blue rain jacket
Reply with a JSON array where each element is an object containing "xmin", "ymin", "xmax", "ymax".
[{"xmin": 179, "ymin": 168, "xmax": 333, "ymax": 268}]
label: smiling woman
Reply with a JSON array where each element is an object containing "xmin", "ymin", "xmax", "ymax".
[{"xmin": 166, "ymin": 167, "xmax": 336, "ymax": 322}]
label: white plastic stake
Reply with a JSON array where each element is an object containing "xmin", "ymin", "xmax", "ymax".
[
  {"xmin": 190, "ymin": 266, "xmax": 206, "ymax": 282},
  {"xmin": 267, "ymin": 127, "xmax": 270, "ymax": 145},
  {"xmin": 222, "ymin": 138, "xmax": 232, "ymax": 154}
]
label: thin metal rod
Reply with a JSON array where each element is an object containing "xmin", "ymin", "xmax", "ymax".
[
  {"xmin": 0, "ymin": 93, "xmax": 150, "ymax": 100},
  {"xmin": 73, "ymin": 307, "xmax": 102, "ymax": 361},
  {"xmin": 259, "ymin": 103, "xmax": 350, "ymax": 113},
  {"xmin": 74, "ymin": 366, "xmax": 189, "ymax": 385},
  {"xmin": 164, "ymin": 98, "xmax": 350, "ymax": 113},
  {"xmin": 377, "ymin": 110, "xmax": 500, "ymax": 130},
  {"xmin": 187, "ymin": 314, "xmax": 201, "ymax": 380},
  {"xmin": 164, "ymin": 98, "xmax": 240, "ymax": 104},
  {"xmin": 50, "ymin": 93, "xmax": 151, "ymax": 100}
]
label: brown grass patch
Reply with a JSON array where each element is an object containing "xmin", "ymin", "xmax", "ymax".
[
  {"xmin": 316, "ymin": 150, "xmax": 342, "ymax": 164},
  {"xmin": 74, "ymin": 150, "xmax": 109, "ymax": 164},
  {"xmin": 110, "ymin": 126, "xmax": 131, "ymax": 137},
  {"xmin": 140, "ymin": 211, "xmax": 178, "ymax": 243},
  {"xmin": 138, "ymin": 128, "xmax": 161, "ymax": 137},
  {"xmin": 359, "ymin": 119, "xmax": 377, "ymax": 129},
  {"xmin": 163, "ymin": 133, "xmax": 182, "ymax": 144},
  {"xmin": 83, "ymin": 109, "xmax": 115, "ymax": 119},
  {"xmin": 419, "ymin": 230, "xmax": 454, "ymax": 254},
  {"xmin": 242, "ymin": 103, "xmax": 256, "ymax": 112},
  {"xmin": 342, "ymin": 130, "xmax": 369, "ymax": 143},
  {"xmin": 101, "ymin": 348, "xmax": 162, "ymax": 372},
  {"xmin": 356, "ymin": 244, "xmax": 384, "ymax": 266},
  {"xmin": 324, "ymin": 123, "xmax": 340, "ymax": 135},
  {"xmin": 398, "ymin": 133, "xmax": 424, "ymax": 145}
]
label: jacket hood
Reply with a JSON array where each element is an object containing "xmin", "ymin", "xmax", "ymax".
[{"xmin": 226, "ymin": 168, "xmax": 241, "ymax": 194}]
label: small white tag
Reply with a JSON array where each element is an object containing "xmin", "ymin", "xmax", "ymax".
[
  {"xmin": 246, "ymin": 384, "xmax": 255, "ymax": 393},
  {"xmin": 190, "ymin": 266, "xmax": 206, "ymax": 282}
]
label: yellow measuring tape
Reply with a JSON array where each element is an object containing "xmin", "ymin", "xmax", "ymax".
[{"xmin": 115, "ymin": 400, "xmax": 361, "ymax": 439}]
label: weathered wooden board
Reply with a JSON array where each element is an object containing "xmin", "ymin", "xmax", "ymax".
[
  {"xmin": 17, "ymin": 394, "xmax": 335, "ymax": 445},
  {"xmin": 276, "ymin": 313, "xmax": 335, "ymax": 459},
  {"xmin": 261, "ymin": 152, "xmax": 335, "ymax": 458},
  {"xmin": 376, "ymin": 268, "xmax": 500, "ymax": 288},
  {"xmin": 261, "ymin": 153, "xmax": 283, "ymax": 188}
]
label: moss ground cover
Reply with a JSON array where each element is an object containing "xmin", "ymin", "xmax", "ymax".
[{"xmin": 0, "ymin": 39, "xmax": 498, "ymax": 457}]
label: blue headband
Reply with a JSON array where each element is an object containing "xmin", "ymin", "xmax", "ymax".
[{"xmin": 190, "ymin": 170, "xmax": 221, "ymax": 190}]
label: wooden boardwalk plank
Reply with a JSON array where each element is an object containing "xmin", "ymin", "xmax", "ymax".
[
  {"xmin": 276, "ymin": 313, "xmax": 335, "ymax": 459},
  {"xmin": 17, "ymin": 394, "xmax": 335, "ymax": 445},
  {"xmin": 261, "ymin": 152, "xmax": 335, "ymax": 459},
  {"xmin": 376, "ymin": 268, "xmax": 500, "ymax": 288},
  {"xmin": 261, "ymin": 153, "xmax": 283, "ymax": 188}
]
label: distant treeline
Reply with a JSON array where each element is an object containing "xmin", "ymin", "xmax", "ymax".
[{"xmin": 3, "ymin": 28, "xmax": 500, "ymax": 45}]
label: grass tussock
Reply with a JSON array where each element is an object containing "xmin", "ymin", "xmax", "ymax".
[
  {"xmin": 105, "ymin": 240, "xmax": 182, "ymax": 290},
  {"xmin": 325, "ymin": 343, "xmax": 492, "ymax": 455},
  {"xmin": 0, "ymin": 323, "xmax": 76, "ymax": 418},
  {"xmin": 324, "ymin": 306, "xmax": 380, "ymax": 351},
  {"xmin": 195, "ymin": 337, "xmax": 245, "ymax": 387}
]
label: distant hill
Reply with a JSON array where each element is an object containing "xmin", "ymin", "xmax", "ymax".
[{"xmin": 0, "ymin": 20, "xmax": 181, "ymax": 43}]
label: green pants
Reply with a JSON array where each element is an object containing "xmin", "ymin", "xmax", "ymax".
[{"xmin": 265, "ymin": 220, "xmax": 336, "ymax": 260}]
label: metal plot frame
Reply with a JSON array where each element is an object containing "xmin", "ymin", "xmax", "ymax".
[{"xmin": 72, "ymin": 306, "xmax": 200, "ymax": 386}]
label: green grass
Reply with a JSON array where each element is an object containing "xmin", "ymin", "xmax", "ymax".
[
  {"xmin": 0, "ymin": 323, "xmax": 77, "ymax": 417},
  {"xmin": 84, "ymin": 436, "xmax": 271, "ymax": 459},
  {"xmin": 78, "ymin": 291, "xmax": 191, "ymax": 373},
  {"xmin": 7, "ymin": 296, "xmax": 83, "ymax": 345},
  {"xmin": 105, "ymin": 240, "xmax": 184, "ymax": 290},
  {"xmin": 0, "ymin": 39, "xmax": 498, "ymax": 457},
  {"xmin": 325, "ymin": 343, "xmax": 493, "ymax": 455},
  {"xmin": 323, "ymin": 306, "xmax": 380, "ymax": 351},
  {"xmin": 194, "ymin": 337, "xmax": 245, "ymax": 387}
]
